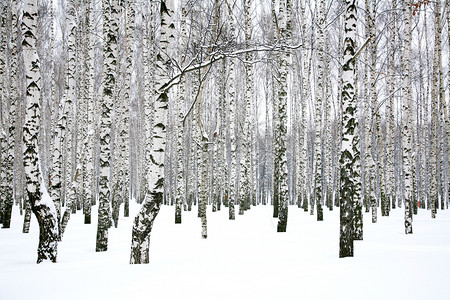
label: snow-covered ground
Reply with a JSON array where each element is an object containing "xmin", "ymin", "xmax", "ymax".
[{"xmin": 1, "ymin": 202, "xmax": 449, "ymax": 300}]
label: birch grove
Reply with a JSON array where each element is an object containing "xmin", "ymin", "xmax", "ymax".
[{"xmin": 0, "ymin": 0, "xmax": 448, "ymax": 263}]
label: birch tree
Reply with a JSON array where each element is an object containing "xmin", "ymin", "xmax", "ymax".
[
  {"xmin": 429, "ymin": 0, "xmax": 440, "ymax": 218},
  {"xmin": 141, "ymin": 0, "xmax": 156, "ymax": 204},
  {"xmin": 239, "ymin": 0, "xmax": 253, "ymax": 215},
  {"xmin": 130, "ymin": 0, "xmax": 175, "ymax": 264},
  {"xmin": 314, "ymin": 0, "xmax": 326, "ymax": 221},
  {"xmin": 339, "ymin": 0, "xmax": 360, "ymax": 258},
  {"xmin": 384, "ymin": 0, "xmax": 398, "ymax": 216},
  {"xmin": 82, "ymin": 0, "xmax": 95, "ymax": 224},
  {"xmin": 298, "ymin": 0, "xmax": 310, "ymax": 212},
  {"xmin": 22, "ymin": 0, "xmax": 59, "ymax": 263},
  {"xmin": 96, "ymin": 0, "xmax": 120, "ymax": 252},
  {"xmin": 1, "ymin": 0, "xmax": 18, "ymax": 228},
  {"xmin": 401, "ymin": 0, "xmax": 413, "ymax": 233},
  {"xmin": 175, "ymin": 0, "xmax": 187, "ymax": 224},
  {"xmin": 0, "ymin": 2, "xmax": 6, "ymax": 226},
  {"xmin": 274, "ymin": 0, "xmax": 291, "ymax": 232},
  {"xmin": 225, "ymin": 1, "xmax": 237, "ymax": 220}
]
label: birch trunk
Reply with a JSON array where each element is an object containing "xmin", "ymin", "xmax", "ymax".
[
  {"xmin": 121, "ymin": 0, "xmax": 133, "ymax": 218},
  {"xmin": 83, "ymin": 0, "xmax": 95, "ymax": 224},
  {"xmin": 274, "ymin": 0, "xmax": 291, "ymax": 232},
  {"xmin": 215, "ymin": 59, "xmax": 226, "ymax": 212},
  {"xmin": 1, "ymin": 0, "xmax": 18, "ymax": 228},
  {"xmin": 22, "ymin": 0, "xmax": 59, "ymax": 263},
  {"xmin": 436, "ymin": 1, "xmax": 447, "ymax": 211},
  {"xmin": 225, "ymin": 2, "xmax": 236, "ymax": 220},
  {"xmin": 430, "ymin": 0, "xmax": 440, "ymax": 219},
  {"xmin": 96, "ymin": 0, "xmax": 120, "ymax": 251},
  {"xmin": 175, "ymin": 0, "xmax": 187, "ymax": 224},
  {"xmin": 299, "ymin": 0, "xmax": 309, "ymax": 211},
  {"xmin": 0, "ymin": 1, "xmax": 6, "ymax": 226},
  {"xmin": 401, "ymin": 0, "xmax": 413, "ymax": 233},
  {"xmin": 384, "ymin": 0, "xmax": 397, "ymax": 216},
  {"xmin": 141, "ymin": 0, "xmax": 156, "ymax": 204},
  {"xmin": 239, "ymin": 0, "xmax": 253, "ymax": 215},
  {"xmin": 314, "ymin": 0, "xmax": 326, "ymax": 221},
  {"xmin": 130, "ymin": 0, "xmax": 174, "ymax": 264},
  {"xmin": 339, "ymin": 0, "xmax": 359, "ymax": 258}
]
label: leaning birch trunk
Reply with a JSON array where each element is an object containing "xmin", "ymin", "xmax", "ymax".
[
  {"xmin": 22, "ymin": 0, "xmax": 59, "ymax": 263},
  {"xmin": 130, "ymin": 0, "xmax": 174, "ymax": 264},
  {"xmin": 339, "ymin": 0, "xmax": 359, "ymax": 258}
]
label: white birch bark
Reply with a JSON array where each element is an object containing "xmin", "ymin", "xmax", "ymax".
[
  {"xmin": 436, "ymin": 1, "xmax": 447, "ymax": 211},
  {"xmin": 175, "ymin": 0, "xmax": 187, "ymax": 223},
  {"xmin": 63, "ymin": 0, "xmax": 79, "ymax": 213},
  {"xmin": 0, "ymin": 1, "xmax": 5, "ymax": 117},
  {"xmin": 401, "ymin": 0, "xmax": 413, "ymax": 233},
  {"xmin": 314, "ymin": 0, "xmax": 325, "ymax": 221},
  {"xmin": 96, "ymin": 0, "xmax": 120, "ymax": 252},
  {"xmin": 446, "ymin": 0, "xmax": 450, "ymax": 207},
  {"xmin": 367, "ymin": 0, "xmax": 379, "ymax": 223},
  {"xmin": 238, "ymin": 0, "xmax": 253, "ymax": 215},
  {"xmin": 385, "ymin": 0, "xmax": 397, "ymax": 215},
  {"xmin": 271, "ymin": 0, "xmax": 279, "ymax": 218},
  {"xmin": 430, "ymin": 0, "xmax": 440, "ymax": 219},
  {"xmin": 83, "ymin": 0, "xmax": 95, "ymax": 224},
  {"xmin": 339, "ymin": 0, "xmax": 359, "ymax": 258},
  {"xmin": 130, "ymin": 0, "xmax": 174, "ymax": 263},
  {"xmin": 299, "ymin": 0, "xmax": 310, "ymax": 211},
  {"xmin": 215, "ymin": 59, "xmax": 226, "ymax": 212},
  {"xmin": 60, "ymin": 130, "xmax": 93, "ymax": 239},
  {"xmin": 50, "ymin": 97, "xmax": 71, "ymax": 239},
  {"xmin": 324, "ymin": 34, "xmax": 332, "ymax": 210},
  {"xmin": 275, "ymin": 0, "xmax": 291, "ymax": 232},
  {"xmin": 0, "ymin": 1, "xmax": 6, "ymax": 225},
  {"xmin": 141, "ymin": 0, "xmax": 156, "ymax": 203},
  {"xmin": 423, "ymin": 7, "xmax": 431, "ymax": 210},
  {"xmin": 225, "ymin": 2, "xmax": 236, "ymax": 220},
  {"xmin": 22, "ymin": 0, "xmax": 59, "ymax": 263},
  {"xmin": 122, "ymin": 0, "xmax": 133, "ymax": 217},
  {"xmin": 416, "ymin": 10, "xmax": 426, "ymax": 210},
  {"xmin": 263, "ymin": 65, "xmax": 271, "ymax": 206},
  {"xmin": 77, "ymin": 0, "xmax": 90, "ymax": 218},
  {"xmin": 1, "ymin": 0, "xmax": 18, "ymax": 228}
]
